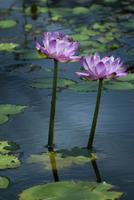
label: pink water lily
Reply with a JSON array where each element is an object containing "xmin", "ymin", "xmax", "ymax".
[
  {"xmin": 76, "ymin": 53, "xmax": 127, "ymax": 80},
  {"xmin": 35, "ymin": 32, "xmax": 81, "ymax": 62}
]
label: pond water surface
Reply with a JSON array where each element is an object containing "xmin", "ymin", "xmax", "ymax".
[{"xmin": 0, "ymin": 0, "xmax": 134, "ymax": 199}]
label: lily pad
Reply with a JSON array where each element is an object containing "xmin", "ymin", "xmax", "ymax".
[
  {"xmin": 71, "ymin": 34, "xmax": 89, "ymax": 41},
  {"xmin": 0, "ymin": 104, "xmax": 28, "ymax": 125},
  {"xmin": 0, "ymin": 154, "xmax": 20, "ymax": 170},
  {"xmin": 0, "ymin": 104, "xmax": 28, "ymax": 115},
  {"xmin": 105, "ymin": 82, "xmax": 134, "ymax": 90},
  {"xmin": 117, "ymin": 73, "xmax": 134, "ymax": 81},
  {"xmin": 0, "ymin": 141, "xmax": 19, "ymax": 154},
  {"xmin": 31, "ymin": 78, "xmax": 76, "ymax": 89},
  {"xmin": 28, "ymin": 150, "xmax": 95, "ymax": 170},
  {"xmin": 19, "ymin": 181, "xmax": 123, "ymax": 200},
  {"xmin": 0, "ymin": 176, "xmax": 9, "ymax": 189},
  {"xmin": 25, "ymin": 24, "xmax": 32, "ymax": 32},
  {"xmin": 0, "ymin": 43, "xmax": 19, "ymax": 52},
  {"xmin": 69, "ymin": 81, "xmax": 98, "ymax": 92},
  {"xmin": 17, "ymin": 49, "xmax": 47, "ymax": 60},
  {"xmin": 0, "ymin": 19, "xmax": 17, "ymax": 28},
  {"xmin": 0, "ymin": 115, "xmax": 8, "ymax": 125},
  {"xmin": 72, "ymin": 7, "xmax": 89, "ymax": 15}
]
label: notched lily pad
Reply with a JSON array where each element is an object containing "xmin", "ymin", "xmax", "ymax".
[
  {"xmin": 0, "ymin": 19, "xmax": 17, "ymax": 28},
  {"xmin": 19, "ymin": 181, "xmax": 123, "ymax": 200},
  {"xmin": 31, "ymin": 78, "xmax": 76, "ymax": 89},
  {"xmin": 0, "ymin": 104, "xmax": 28, "ymax": 125},
  {"xmin": 0, "ymin": 43, "xmax": 19, "ymax": 52},
  {"xmin": 0, "ymin": 176, "xmax": 9, "ymax": 189}
]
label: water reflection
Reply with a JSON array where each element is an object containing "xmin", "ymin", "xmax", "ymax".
[
  {"xmin": 48, "ymin": 150, "xmax": 60, "ymax": 182},
  {"xmin": 48, "ymin": 148, "xmax": 102, "ymax": 183}
]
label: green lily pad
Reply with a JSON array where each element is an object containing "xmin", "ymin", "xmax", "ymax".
[
  {"xmin": 0, "ymin": 43, "xmax": 19, "ymax": 52},
  {"xmin": 25, "ymin": 24, "xmax": 32, "ymax": 32},
  {"xmin": 69, "ymin": 81, "xmax": 98, "ymax": 92},
  {"xmin": 0, "ymin": 104, "xmax": 28, "ymax": 125},
  {"xmin": 28, "ymin": 150, "xmax": 95, "ymax": 170},
  {"xmin": 72, "ymin": 7, "xmax": 89, "ymax": 15},
  {"xmin": 0, "ymin": 104, "xmax": 28, "ymax": 115},
  {"xmin": 71, "ymin": 34, "xmax": 89, "ymax": 41},
  {"xmin": 19, "ymin": 181, "xmax": 123, "ymax": 200},
  {"xmin": 105, "ymin": 82, "xmax": 134, "ymax": 90},
  {"xmin": 0, "ymin": 141, "xmax": 19, "ymax": 154},
  {"xmin": 25, "ymin": 6, "xmax": 48, "ymax": 15},
  {"xmin": 0, "ymin": 19, "xmax": 17, "ymax": 28},
  {"xmin": 0, "ymin": 115, "xmax": 8, "ymax": 125},
  {"xmin": 0, "ymin": 176, "xmax": 9, "ymax": 189},
  {"xmin": 0, "ymin": 154, "xmax": 20, "ymax": 170},
  {"xmin": 17, "ymin": 49, "xmax": 47, "ymax": 60},
  {"xmin": 31, "ymin": 78, "xmax": 76, "ymax": 89},
  {"xmin": 117, "ymin": 73, "xmax": 134, "ymax": 81}
]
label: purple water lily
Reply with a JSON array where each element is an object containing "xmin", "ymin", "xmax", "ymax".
[
  {"xmin": 76, "ymin": 53, "xmax": 127, "ymax": 80},
  {"xmin": 35, "ymin": 32, "xmax": 81, "ymax": 62},
  {"xmin": 76, "ymin": 53, "xmax": 128, "ymax": 149}
]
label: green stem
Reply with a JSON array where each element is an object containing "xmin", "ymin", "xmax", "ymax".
[
  {"xmin": 48, "ymin": 59, "xmax": 58, "ymax": 150},
  {"xmin": 87, "ymin": 79, "xmax": 103, "ymax": 149}
]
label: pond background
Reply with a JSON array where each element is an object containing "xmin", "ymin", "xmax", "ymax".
[{"xmin": 0, "ymin": 0, "xmax": 134, "ymax": 199}]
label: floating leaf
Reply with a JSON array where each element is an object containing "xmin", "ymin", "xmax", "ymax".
[
  {"xmin": 71, "ymin": 34, "xmax": 89, "ymax": 41},
  {"xmin": 69, "ymin": 81, "xmax": 98, "ymax": 92},
  {"xmin": 19, "ymin": 181, "xmax": 123, "ymax": 200},
  {"xmin": 25, "ymin": 24, "xmax": 32, "ymax": 32},
  {"xmin": 31, "ymin": 78, "xmax": 76, "ymax": 89},
  {"xmin": 0, "ymin": 141, "xmax": 19, "ymax": 154},
  {"xmin": 0, "ymin": 19, "xmax": 16, "ymax": 28},
  {"xmin": 117, "ymin": 73, "xmax": 134, "ymax": 81},
  {"xmin": 0, "ymin": 115, "xmax": 8, "ymax": 125},
  {"xmin": 72, "ymin": 7, "xmax": 89, "ymax": 14},
  {"xmin": 0, "ymin": 104, "xmax": 28, "ymax": 125},
  {"xmin": 0, "ymin": 43, "xmax": 19, "ymax": 52},
  {"xmin": 0, "ymin": 154, "xmax": 20, "ymax": 170},
  {"xmin": 0, "ymin": 104, "xmax": 28, "ymax": 115},
  {"xmin": 105, "ymin": 82, "xmax": 134, "ymax": 90},
  {"xmin": 17, "ymin": 49, "xmax": 47, "ymax": 60},
  {"xmin": 0, "ymin": 176, "xmax": 9, "ymax": 189}
]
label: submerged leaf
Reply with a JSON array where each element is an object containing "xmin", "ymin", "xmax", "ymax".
[
  {"xmin": 28, "ymin": 150, "xmax": 96, "ymax": 170},
  {"xmin": 0, "ymin": 176, "xmax": 9, "ymax": 189},
  {"xmin": 19, "ymin": 181, "xmax": 123, "ymax": 200}
]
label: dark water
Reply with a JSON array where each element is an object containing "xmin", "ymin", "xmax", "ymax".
[{"xmin": 0, "ymin": 0, "xmax": 134, "ymax": 199}]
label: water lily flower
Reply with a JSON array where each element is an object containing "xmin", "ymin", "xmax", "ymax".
[
  {"xmin": 76, "ymin": 53, "xmax": 128, "ymax": 149},
  {"xmin": 76, "ymin": 53, "xmax": 127, "ymax": 80},
  {"xmin": 34, "ymin": 32, "xmax": 81, "ymax": 150},
  {"xmin": 35, "ymin": 32, "xmax": 81, "ymax": 62}
]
